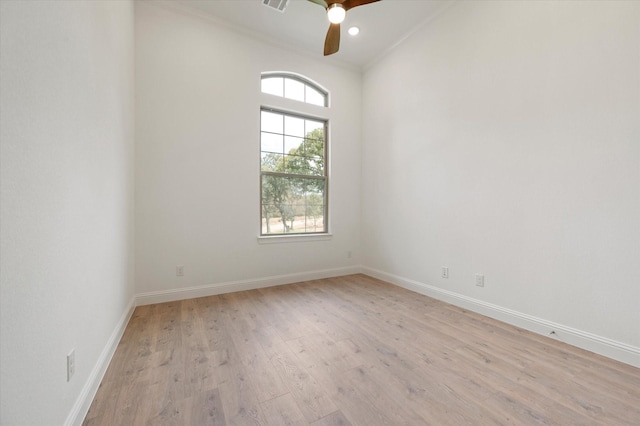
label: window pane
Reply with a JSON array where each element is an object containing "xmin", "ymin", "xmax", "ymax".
[
  {"xmin": 261, "ymin": 174, "xmax": 326, "ymax": 234},
  {"xmin": 261, "ymin": 174, "xmax": 294, "ymax": 234},
  {"xmin": 305, "ymin": 85, "xmax": 326, "ymax": 106},
  {"xmin": 305, "ymin": 119, "xmax": 324, "ymax": 134},
  {"xmin": 261, "ymin": 132, "xmax": 283, "ymax": 153},
  {"xmin": 260, "ymin": 105, "xmax": 328, "ymax": 236},
  {"xmin": 303, "ymin": 188, "xmax": 325, "ymax": 233},
  {"xmin": 284, "ymin": 135, "xmax": 303, "ymax": 154},
  {"xmin": 282, "ymin": 153, "xmax": 322, "ymax": 176},
  {"xmin": 261, "ymin": 110, "xmax": 283, "ymax": 133},
  {"xmin": 261, "ymin": 77, "xmax": 283, "ymax": 97},
  {"xmin": 261, "ymin": 73, "xmax": 327, "ymax": 108},
  {"xmin": 296, "ymin": 176, "xmax": 325, "ymax": 201},
  {"xmin": 284, "ymin": 115, "xmax": 305, "ymax": 137},
  {"xmin": 305, "ymin": 122, "xmax": 324, "ymax": 153},
  {"xmin": 308, "ymin": 156, "xmax": 324, "ymax": 175},
  {"xmin": 261, "ymin": 152, "xmax": 283, "ymax": 172},
  {"xmin": 284, "ymin": 153, "xmax": 308, "ymax": 175},
  {"xmin": 303, "ymin": 138, "xmax": 324, "ymax": 166},
  {"xmin": 284, "ymin": 78, "xmax": 305, "ymax": 102}
]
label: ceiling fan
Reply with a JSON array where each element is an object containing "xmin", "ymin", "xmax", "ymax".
[{"xmin": 307, "ymin": 0, "xmax": 381, "ymax": 56}]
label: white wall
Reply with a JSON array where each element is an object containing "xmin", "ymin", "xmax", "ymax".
[
  {"xmin": 135, "ymin": 3, "xmax": 362, "ymax": 299},
  {"xmin": 0, "ymin": 1, "xmax": 135, "ymax": 424},
  {"xmin": 362, "ymin": 0, "xmax": 640, "ymax": 364},
  {"xmin": 3, "ymin": 3, "xmax": 637, "ymax": 423}
]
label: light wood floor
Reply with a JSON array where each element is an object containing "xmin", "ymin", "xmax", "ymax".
[{"xmin": 84, "ymin": 274, "xmax": 640, "ymax": 425}]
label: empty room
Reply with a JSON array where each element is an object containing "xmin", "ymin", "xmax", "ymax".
[{"xmin": 1, "ymin": 0, "xmax": 639, "ymax": 425}]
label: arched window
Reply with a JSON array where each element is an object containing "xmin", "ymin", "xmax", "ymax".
[
  {"xmin": 260, "ymin": 72, "xmax": 328, "ymax": 236},
  {"xmin": 261, "ymin": 72, "xmax": 328, "ymax": 107}
]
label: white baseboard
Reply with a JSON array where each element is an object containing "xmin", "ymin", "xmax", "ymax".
[
  {"xmin": 362, "ymin": 266, "xmax": 640, "ymax": 368},
  {"xmin": 135, "ymin": 265, "xmax": 362, "ymax": 306},
  {"xmin": 65, "ymin": 297, "xmax": 136, "ymax": 426}
]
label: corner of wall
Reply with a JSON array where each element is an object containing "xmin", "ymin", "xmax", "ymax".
[{"xmin": 65, "ymin": 297, "xmax": 136, "ymax": 426}]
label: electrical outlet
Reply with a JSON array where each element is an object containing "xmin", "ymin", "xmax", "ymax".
[
  {"xmin": 176, "ymin": 265, "xmax": 184, "ymax": 277},
  {"xmin": 67, "ymin": 349, "xmax": 75, "ymax": 382},
  {"xmin": 475, "ymin": 274, "xmax": 484, "ymax": 287},
  {"xmin": 441, "ymin": 267, "xmax": 449, "ymax": 279}
]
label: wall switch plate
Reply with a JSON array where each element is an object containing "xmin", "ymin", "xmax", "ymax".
[
  {"xmin": 441, "ymin": 267, "xmax": 449, "ymax": 279},
  {"xmin": 475, "ymin": 274, "xmax": 484, "ymax": 287},
  {"xmin": 176, "ymin": 265, "xmax": 184, "ymax": 277},
  {"xmin": 67, "ymin": 349, "xmax": 75, "ymax": 382}
]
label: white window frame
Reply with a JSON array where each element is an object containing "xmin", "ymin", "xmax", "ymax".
[
  {"xmin": 260, "ymin": 72, "xmax": 329, "ymax": 107},
  {"xmin": 259, "ymin": 72, "xmax": 331, "ymax": 241}
]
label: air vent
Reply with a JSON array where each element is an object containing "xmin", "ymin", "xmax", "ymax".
[{"xmin": 262, "ymin": 0, "xmax": 288, "ymax": 12}]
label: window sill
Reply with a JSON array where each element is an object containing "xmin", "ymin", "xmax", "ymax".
[{"xmin": 257, "ymin": 233, "xmax": 333, "ymax": 244}]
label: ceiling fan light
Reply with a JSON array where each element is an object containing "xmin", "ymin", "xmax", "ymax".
[{"xmin": 327, "ymin": 4, "xmax": 346, "ymax": 24}]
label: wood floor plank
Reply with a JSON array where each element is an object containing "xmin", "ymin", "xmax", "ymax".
[
  {"xmin": 84, "ymin": 274, "xmax": 640, "ymax": 426},
  {"xmin": 260, "ymin": 393, "xmax": 307, "ymax": 426},
  {"xmin": 253, "ymin": 324, "xmax": 289, "ymax": 360},
  {"xmin": 329, "ymin": 371, "xmax": 396, "ymax": 426},
  {"xmin": 216, "ymin": 367, "xmax": 269, "ymax": 425},
  {"xmin": 142, "ymin": 388, "xmax": 226, "ymax": 426},
  {"xmin": 178, "ymin": 387, "xmax": 227, "ymax": 425},
  {"xmin": 268, "ymin": 338, "xmax": 339, "ymax": 422},
  {"xmin": 282, "ymin": 282, "xmax": 353, "ymax": 342},
  {"xmin": 310, "ymin": 410, "xmax": 352, "ymax": 426},
  {"xmin": 257, "ymin": 286, "xmax": 323, "ymax": 342},
  {"xmin": 482, "ymin": 389, "xmax": 597, "ymax": 426},
  {"xmin": 225, "ymin": 315, "xmax": 290, "ymax": 402},
  {"xmin": 340, "ymin": 365, "xmax": 427, "ymax": 425},
  {"xmin": 287, "ymin": 334, "xmax": 361, "ymax": 374}
]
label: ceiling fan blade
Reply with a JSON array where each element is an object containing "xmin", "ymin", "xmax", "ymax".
[
  {"xmin": 307, "ymin": 0, "xmax": 329, "ymax": 8},
  {"xmin": 343, "ymin": 0, "xmax": 379, "ymax": 11},
  {"xmin": 324, "ymin": 23, "xmax": 341, "ymax": 56}
]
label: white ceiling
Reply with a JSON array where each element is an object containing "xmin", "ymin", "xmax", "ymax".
[{"xmin": 173, "ymin": 0, "xmax": 453, "ymax": 69}]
